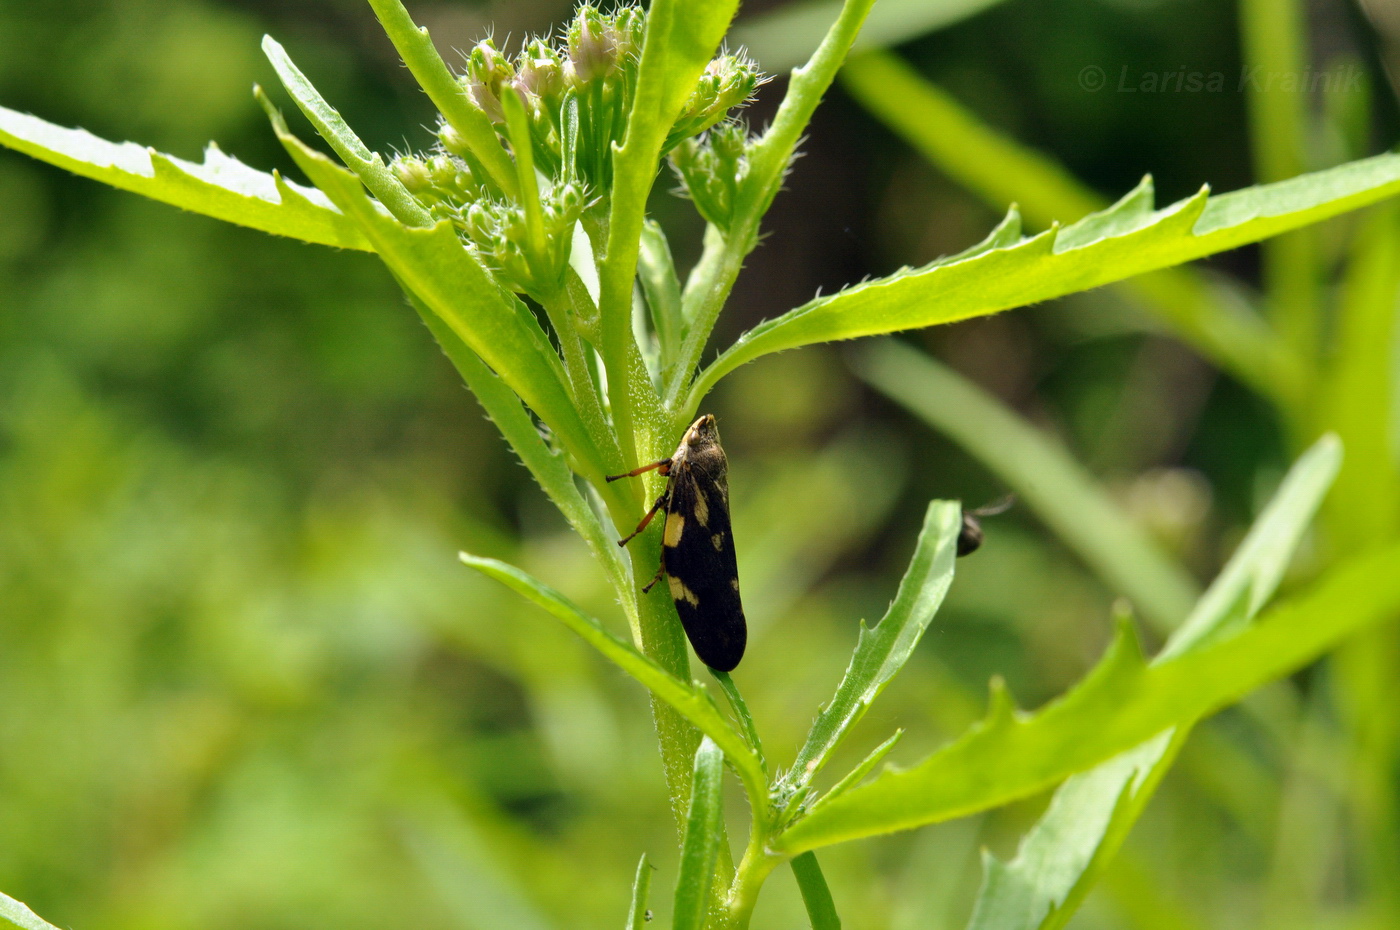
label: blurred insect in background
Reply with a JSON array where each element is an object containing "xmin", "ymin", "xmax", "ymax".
[{"xmin": 957, "ymin": 495, "xmax": 1015, "ymax": 556}]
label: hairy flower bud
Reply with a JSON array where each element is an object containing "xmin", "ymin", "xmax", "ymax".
[
  {"xmin": 464, "ymin": 40, "xmax": 514, "ymax": 123},
  {"xmin": 567, "ymin": 7, "xmax": 616, "ymax": 86},
  {"xmin": 391, "ymin": 156, "xmax": 432, "ymax": 194}
]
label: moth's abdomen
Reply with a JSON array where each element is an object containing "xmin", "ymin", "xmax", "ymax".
[{"xmin": 663, "ymin": 465, "xmax": 747, "ymax": 671}]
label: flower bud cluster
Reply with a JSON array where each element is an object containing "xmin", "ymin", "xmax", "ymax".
[
  {"xmin": 386, "ymin": 4, "xmax": 764, "ymax": 299},
  {"xmin": 390, "ymin": 152, "xmax": 483, "ymax": 218},
  {"xmin": 455, "ymin": 182, "xmax": 588, "ymax": 300},
  {"xmin": 670, "ymin": 121, "xmax": 755, "ymax": 231},
  {"xmin": 663, "ymin": 54, "xmax": 763, "ymax": 153}
]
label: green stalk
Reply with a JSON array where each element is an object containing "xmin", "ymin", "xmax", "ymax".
[{"xmin": 1240, "ymin": 0, "xmax": 1320, "ymax": 382}]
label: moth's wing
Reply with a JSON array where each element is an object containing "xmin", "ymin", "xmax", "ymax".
[{"xmin": 663, "ymin": 466, "xmax": 747, "ymax": 671}]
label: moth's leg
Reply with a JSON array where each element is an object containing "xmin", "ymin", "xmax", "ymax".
[
  {"xmin": 605, "ymin": 459, "xmax": 672, "ymax": 482},
  {"xmin": 617, "ymin": 490, "xmax": 669, "ymax": 547},
  {"xmin": 641, "ymin": 556, "xmax": 665, "ymax": 594}
]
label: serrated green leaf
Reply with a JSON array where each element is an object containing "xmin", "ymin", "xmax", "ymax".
[
  {"xmin": 790, "ymin": 851, "xmax": 843, "ymax": 930},
  {"xmin": 458, "ymin": 554, "xmax": 766, "ymax": 810},
  {"xmin": 0, "ymin": 104, "xmax": 368, "ymax": 250},
  {"xmin": 262, "ymin": 37, "xmax": 430, "ymax": 226},
  {"xmin": 406, "ymin": 292, "xmax": 632, "ymax": 620},
  {"xmin": 830, "ymin": 51, "xmax": 1310, "ymax": 405},
  {"xmin": 673, "ymin": 738, "xmax": 725, "ymax": 930},
  {"xmin": 735, "ymin": 0, "xmax": 1008, "ymax": 74},
  {"xmin": 0, "ymin": 892, "xmax": 62, "ymax": 930},
  {"xmin": 688, "ymin": 148, "xmax": 1400, "ymax": 409},
  {"xmin": 785, "ymin": 501, "xmax": 960, "ymax": 789},
  {"xmin": 961, "ymin": 435, "xmax": 1341, "ymax": 930},
  {"xmin": 775, "ymin": 539, "xmax": 1400, "ymax": 853},
  {"xmin": 261, "ymin": 99, "xmax": 611, "ymax": 482},
  {"xmin": 855, "ymin": 341, "xmax": 1198, "ymax": 634},
  {"xmin": 626, "ymin": 853, "xmax": 654, "ymax": 930}
]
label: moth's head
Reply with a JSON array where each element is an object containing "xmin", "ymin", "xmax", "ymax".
[{"xmin": 687, "ymin": 413, "xmax": 720, "ymax": 447}]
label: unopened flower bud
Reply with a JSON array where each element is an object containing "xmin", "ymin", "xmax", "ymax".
[
  {"xmin": 567, "ymin": 7, "xmax": 616, "ymax": 85},
  {"xmin": 392, "ymin": 156, "xmax": 432, "ymax": 194},
  {"xmin": 465, "ymin": 40, "xmax": 514, "ymax": 123}
]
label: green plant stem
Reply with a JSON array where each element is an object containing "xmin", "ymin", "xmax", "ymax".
[
  {"xmin": 540, "ymin": 291, "xmax": 622, "ymax": 476},
  {"xmin": 665, "ymin": 0, "xmax": 879, "ymax": 417},
  {"xmin": 1240, "ymin": 0, "xmax": 1320, "ymax": 373},
  {"xmin": 790, "ymin": 852, "xmax": 842, "ymax": 930},
  {"xmin": 725, "ymin": 842, "xmax": 783, "ymax": 930}
]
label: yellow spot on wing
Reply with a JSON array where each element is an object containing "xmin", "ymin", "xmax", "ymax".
[
  {"xmin": 664, "ymin": 512, "xmax": 686, "ymax": 547},
  {"xmin": 667, "ymin": 575, "xmax": 700, "ymax": 606},
  {"xmin": 694, "ymin": 492, "xmax": 710, "ymax": 527},
  {"xmin": 712, "ymin": 533, "xmax": 724, "ymax": 551}
]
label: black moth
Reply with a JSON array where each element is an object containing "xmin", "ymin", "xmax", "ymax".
[{"xmin": 607, "ymin": 414, "xmax": 747, "ymax": 672}]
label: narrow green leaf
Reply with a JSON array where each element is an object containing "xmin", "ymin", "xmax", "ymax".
[
  {"xmin": 673, "ymin": 738, "xmax": 726, "ymax": 930},
  {"xmin": 0, "ymin": 104, "xmax": 368, "ymax": 250},
  {"xmin": 688, "ymin": 147, "xmax": 1400, "ymax": 410},
  {"xmin": 835, "ymin": 51, "xmax": 1307, "ymax": 405},
  {"xmin": 775, "ymin": 540, "xmax": 1400, "ymax": 853},
  {"xmin": 626, "ymin": 854, "xmax": 654, "ymax": 930},
  {"xmin": 407, "ymin": 292, "xmax": 632, "ymax": 619},
  {"xmin": 260, "ymin": 97, "xmax": 611, "ymax": 482},
  {"xmin": 363, "ymin": 0, "xmax": 518, "ymax": 198},
  {"xmin": 1165, "ymin": 434, "xmax": 1341, "ymax": 658},
  {"xmin": 711, "ymin": 670, "xmax": 767, "ymax": 773},
  {"xmin": 855, "ymin": 341, "xmax": 1199, "ymax": 633},
  {"xmin": 735, "ymin": 0, "xmax": 1008, "ymax": 74},
  {"xmin": 1324, "ymin": 204, "xmax": 1400, "ymax": 554},
  {"xmin": 791, "ymin": 851, "xmax": 843, "ymax": 930},
  {"xmin": 1241, "ymin": 0, "xmax": 1319, "ymax": 363},
  {"xmin": 262, "ymin": 37, "xmax": 430, "ymax": 226},
  {"xmin": 823, "ymin": 730, "xmax": 903, "ymax": 802},
  {"xmin": 962, "ymin": 435, "xmax": 1341, "ymax": 930},
  {"xmin": 459, "ymin": 554, "xmax": 767, "ymax": 811},
  {"xmin": 639, "ymin": 220, "xmax": 686, "ymax": 378},
  {"xmin": 401, "ymin": 801, "xmax": 558, "ymax": 930},
  {"xmin": 0, "ymin": 892, "xmax": 62, "ymax": 930},
  {"xmin": 786, "ymin": 501, "xmax": 960, "ymax": 788}
]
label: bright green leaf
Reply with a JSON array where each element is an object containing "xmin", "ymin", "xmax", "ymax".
[
  {"xmin": 261, "ymin": 98, "xmax": 611, "ymax": 482},
  {"xmin": 0, "ymin": 104, "xmax": 368, "ymax": 250},
  {"xmin": 833, "ymin": 51, "xmax": 1309, "ymax": 405},
  {"xmin": 962, "ymin": 435, "xmax": 1341, "ymax": 930},
  {"xmin": 0, "ymin": 892, "xmax": 62, "ymax": 930},
  {"xmin": 673, "ymin": 738, "xmax": 726, "ymax": 930},
  {"xmin": 785, "ymin": 501, "xmax": 960, "ymax": 788},
  {"xmin": 459, "ymin": 554, "xmax": 767, "ymax": 811},
  {"xmin": 775, "ymin": 540, "xmax": 1400, "ymax": 853},
  {"xmin": 626, "ymin": 854, "xmax": 654, "ymax": 930},
  {"xmin": 855, "ymin": 340, "xmax": 1199, "ymax": 634},
  {"xmin": 406, "ymin": 293, "xmax": 632, "ymax": 619},
  {"xmin": 689, "ymin": 148, "xmax": 1400, "ymax": 410},
  {"xmin": 262, "ymin": 37, "xmax": 431, "ymax": 226}
]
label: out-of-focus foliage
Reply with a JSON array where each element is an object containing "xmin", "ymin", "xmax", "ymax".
[{"xmin": 4, "ymin": 1, "xmax": 1400, "ymax": 930}]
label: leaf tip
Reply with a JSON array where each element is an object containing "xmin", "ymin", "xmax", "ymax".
[{"xmin": 985, "ymin": 674, "xmax": 1019, "ymax": 727}]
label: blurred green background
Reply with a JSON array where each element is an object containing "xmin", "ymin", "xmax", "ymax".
[{"xmin": 1, "ymin": 0, "xmax": 1394, "ymax": 928}]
